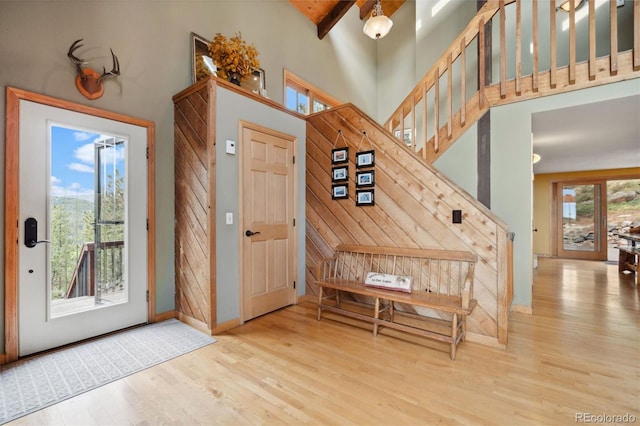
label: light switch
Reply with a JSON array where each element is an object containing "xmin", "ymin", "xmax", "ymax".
[
  {"xmin": 225, "ymin": 212, "xmax": 233, "ymax": 225},
  {"xmin": 225, "ymin": 140, "xmax": 236, "ymax": 155}
]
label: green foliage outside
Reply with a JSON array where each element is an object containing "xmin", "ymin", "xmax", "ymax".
[{"xmin": 50, "ymin": 171, "xmax": 124, "ymax": 300}]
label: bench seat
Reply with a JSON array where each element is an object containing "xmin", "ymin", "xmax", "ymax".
[{"xmin": 316, "ymin": 245, "xmax": 478, "ymax": 360}]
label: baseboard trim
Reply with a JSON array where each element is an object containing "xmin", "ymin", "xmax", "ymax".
[
  {"xmin": 298, "ymin": 294, "xmax": 316, "ymax": 303},
  {"xmin": 177, "ymin": 313, "xmax": 212, "ymax": 335},
  {"xmin": 465, "ymin": 332, "xmax": 506, "ymax": 349},
  {"xmin": 512, "ymin": 304, "xmax": 533, "ymax": 314},
  {"xmin": 211, "ymin": 318, "xmax": 241, "ymax": 334},
  {"xmin": 0, "ymin": 352, "xmax": 6, "ymax": 365},
  {"xmin": 152, "ymin": 310, "xmax": 176, "ymax": 323}
]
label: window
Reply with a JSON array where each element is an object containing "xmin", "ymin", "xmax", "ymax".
[{"xmin": 284, "ymin": 69, "xmax": 341, "ymax": 115}]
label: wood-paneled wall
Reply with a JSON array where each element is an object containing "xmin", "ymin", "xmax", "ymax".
[
  {"xmin": 306, "ymin": 104, "xmax": 511, "ymax": 345},
  {"xmin": 173, "ymin": 80, "xmax": 217, "ymax": 333}
]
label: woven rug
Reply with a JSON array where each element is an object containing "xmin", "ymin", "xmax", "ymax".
[{"xmin": 0, "ymin": 319, "xmax": 216, "ymax": 424}]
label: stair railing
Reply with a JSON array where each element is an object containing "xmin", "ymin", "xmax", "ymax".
[{"xmin": 385, "ymin": 0, "xmax": 640, "ymax": 164}]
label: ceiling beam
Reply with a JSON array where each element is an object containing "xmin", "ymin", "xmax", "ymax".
[
  {"xmin": 317, "ymin": 0, "xmax": 356, "ymax": 39},
  {"xmin": 359, "ymin": 0, "xmax": 376, "ymax": 20}
]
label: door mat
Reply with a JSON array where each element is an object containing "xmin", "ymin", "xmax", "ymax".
[{"xmin": 0, "ymin": 319, "xmax": 216, "ymax": 424}]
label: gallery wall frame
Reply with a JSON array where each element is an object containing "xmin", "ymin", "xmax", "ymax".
[{"xmin": 356, "ymin": 189, "xmax": 375, "ymax": 206}]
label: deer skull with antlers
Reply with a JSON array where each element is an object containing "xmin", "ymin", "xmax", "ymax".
[{"xmin": 67, "ymin": 39, "xmax": 120, "ymax": 100}]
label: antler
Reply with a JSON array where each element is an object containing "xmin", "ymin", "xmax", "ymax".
[
  {"xmin": 98, "ymin": 49, "xmax": 120, "ymax": 84},
  {"xmin": 67, "ymin": 39, "xmax": 87, "ymax": 76}
]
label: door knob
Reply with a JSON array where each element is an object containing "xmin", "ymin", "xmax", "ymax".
[
  {"xmin": 24, "ymin": 217, "xmax": 50, "ymax": 248},
  {"xmin": 245, "ymin": 230, "xmax": 261, "ymax": 237}
]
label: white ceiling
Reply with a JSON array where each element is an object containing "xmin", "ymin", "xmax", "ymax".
[{"xmin": 532, "ymin": 95, "xmax": 640, "ymax": 174}]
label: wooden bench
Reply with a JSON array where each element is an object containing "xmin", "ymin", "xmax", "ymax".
[{"xmin": 316, "ymin": 244, "xmax": 478, "ymax": 360}]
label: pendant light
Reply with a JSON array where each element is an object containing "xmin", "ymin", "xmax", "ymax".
[{"xmin": 363, "ymin": 0, "xmax": 393, "ymax": 40}]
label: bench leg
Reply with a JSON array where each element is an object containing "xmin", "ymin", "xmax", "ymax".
[
  {"xmin": 373, "ymin": 297, "xmax": 380, "ymax": 336},
  {"xmin": 450, "ymin": 313, "xmax": 458, "ymax": 360},
  {"xmin": 317, "ymin": 286, "xmax": 324, "ymax": 320},
  {"xmin": 461, "ymin": 314, "xmax": 467, "ymax": 342}
]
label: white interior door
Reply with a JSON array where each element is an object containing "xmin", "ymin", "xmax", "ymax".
[{"xmin": 18, "ymin": 100, "xmax": 148, "ymax": 356}]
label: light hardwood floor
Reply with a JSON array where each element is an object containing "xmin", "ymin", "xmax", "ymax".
[{"xmin": 10, "ymin": 258, "xmax": 639, "ymax": 425}]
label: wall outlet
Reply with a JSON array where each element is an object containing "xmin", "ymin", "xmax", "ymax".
[
  {"xmin": 452, "ymin": 210, "xmax": 463, "ymax": 224},
  {"xmin": 225, "ymin": 212, "xmax": 233, "ymax": 225},
  {"xmin": 225, "ymin": 139, "xmax": 236, "ymax": 155}
]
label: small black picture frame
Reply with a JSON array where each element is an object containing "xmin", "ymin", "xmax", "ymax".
[
  {"xmin": 356, "ymin": 150, "xmax": 375, "ymax": 168},
  {"xmin": 332, "ymin": 147, "xmax": 349, "ymax": 164},
  {"xmin": 356, "ymin": 189, "xmax": 375, "ymax": 206},
  {"xmin": 356, "ymin": 170, "xmax": 375, "ymax": 187},
  {"xmin": 332, "ymin": 166, "xmax": 348, "ymax": 183},
  {"xmin": 332, "ymin": 184, "xmax": 349, "ymax": 200}
]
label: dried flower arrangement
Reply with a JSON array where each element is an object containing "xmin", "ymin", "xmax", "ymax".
[{"xmin": 208, "ymin": 32, "xmax": 260, "ymax": 83}]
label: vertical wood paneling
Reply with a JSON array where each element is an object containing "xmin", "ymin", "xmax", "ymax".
[
  {"xmin": 550, "ymin": 0, "xmax": 557, "ymax": 88},
  {"xmin": 610, "ymin": 0, "xmax": 618, "ymax": 75},
  {"xmin": 447, "ymin": 52, "xmax": 453, "ymax": 138},
  {"xmin": 589, "ymin": 0, "xmax": 596, "ymax": 80},
  {"xmin": 515, "ymin": 0, "xmax": 522, "ymax": 96},
  {"xmin": 569, "ymin": 0, "xmax": 576, "ymax": 84},
  {"xmin": 460, "ymin": 37, "xmax": 467, "ymax": 126},
  {"xmin": 532, "ymin": 0, "xmax": 539, "ymax": 92},
  {"xmin": 500, "ymin": 1, "xmax": 506, "ymax": 98},
  {"xmin": 479, "ymin": 17, "xmax": 486, "ymax": 108},
  {"xmin": 434, "ymin": 67, "xmax": 440, "ymax": 153},
  {"xmin": 635, "ymin": 0, "xmax": 640, "ymax": 70},
  {"xmin": 306, "ymin": 104, "xmax": 510, "ymax": 343}
]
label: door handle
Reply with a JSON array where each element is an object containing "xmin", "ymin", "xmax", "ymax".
[
  {"xmin": 245, "ymin": 230, "xmax": 261, "ymax": 237},
  {"xmin": 24, "ymin": 217, "xmax": 50, "ymax": 248}
]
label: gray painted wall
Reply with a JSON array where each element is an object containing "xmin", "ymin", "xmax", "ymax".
[
  {"xmin": 215, "ymin": 87, "xmax": 306, "ymax": 323},
  {"xmin": 0, "ymin": 0, "xmax": 375, "ymax": 353}
]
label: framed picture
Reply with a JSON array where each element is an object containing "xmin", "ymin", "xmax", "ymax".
[
  {"xmin": 356, "ymin": 189, "xmax": 375, "ymax": 206},
  {"xmin": 394, "ymin": 129, "xmax": 412, "ymax": 146},
  {"xmin": 332, "ymin": 166, "xmax": 348, "ymax": 183},
  {"xmin": 356, "ymin": 150, "xmax": 375, "ymax": 168},
  {"xmin": 332, "ymin": 147, "xmax": 349, "ymax": 164},
  {"xmin": 356, "ymin": 170, "xmax": 375, "ymax": 187},
  {"xmin": 191, "ymin": 32, "xmax": 215, "ymax": 84},
  {"xmin": 332, "ymin": 184, "xmax": 349, "ymax": 200}
]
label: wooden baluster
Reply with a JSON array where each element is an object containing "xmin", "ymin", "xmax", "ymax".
[
  {"xmin": 569, "ymin": 0, "xmax": 576, "ymax": 84},
  {"xmin": 635, "ymin": 0, "xmax": 640, "ymax": 70},
  {"xmin": 479, "ymin": 17, "xmax": 486, "ymax": 108},
  {"xmin": 460, "ymin": 36, "xmax": 466, "ymax": 126},
  {"xmin": 411, "ymin": 92, "xmax": 416, "ymax": 149},
  {"xmin": 550, "ymin": 0, "xmax": 557, "ymax": 88},
  {"xmin": 515, "ymin": 0, "xmax": 522, "ymax": 96},
  {"xmin": 447, "ymin": 52, "xmax": 453, "ymax": 139},
  {"xmin": 588, "ymin": 0, "xmax": 596, "ymax": 80},
  {"xmin": 422, "ymin": 81, "xmax": 428, "ymax": 157},
  {"xmin": 532, "ymin": 0, "xmax": 539, "ymax": 92},
  {"xmin": 500, "ymin": 0, "xmax": 506, "ymax": 98},
  {"xmin": 610, "ymin": 0, "xmax": 618, "ymax": 76},
  {"xmin": 434, "ymin": 66, "xmax": 440, "ymax": 153}
]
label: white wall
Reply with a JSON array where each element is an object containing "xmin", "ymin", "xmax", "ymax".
[{"xmin": 0, "ymin": 0, "xmax": 376, "ymax": 353}]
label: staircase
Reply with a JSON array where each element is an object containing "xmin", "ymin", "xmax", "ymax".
[
  {"xmin": 384, "ymin": 0, "xmax": 640, "ymax": 163},
  {"xmin": 305, "ymin": 0, "xmax": 639, "ymax": 348}
]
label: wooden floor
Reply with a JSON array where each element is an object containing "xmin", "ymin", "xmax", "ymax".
[{"xmin": 10, "ymin": 258, "xmax": 639, "ymax": 425}]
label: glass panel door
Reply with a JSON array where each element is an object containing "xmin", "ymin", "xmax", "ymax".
[{"xmin": 558, "ymin": 182, "xmax": 607, "ymax": 260}]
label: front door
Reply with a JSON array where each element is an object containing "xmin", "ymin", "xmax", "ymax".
[
  {"xmin": 557, "ymin": 181, "xmax": 607, "ymax": 260},
  {"xmin": 17, "ymin": 99, "xmax": 148, "ymax": 356},
  {"xmin": 241, "ymin": 122, "xmax": 297, "ymax": 321}
]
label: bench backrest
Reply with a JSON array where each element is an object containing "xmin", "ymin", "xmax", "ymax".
[{"xmin": 323, "ymin": 244, "xmax": 477, "ymax": 298}]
